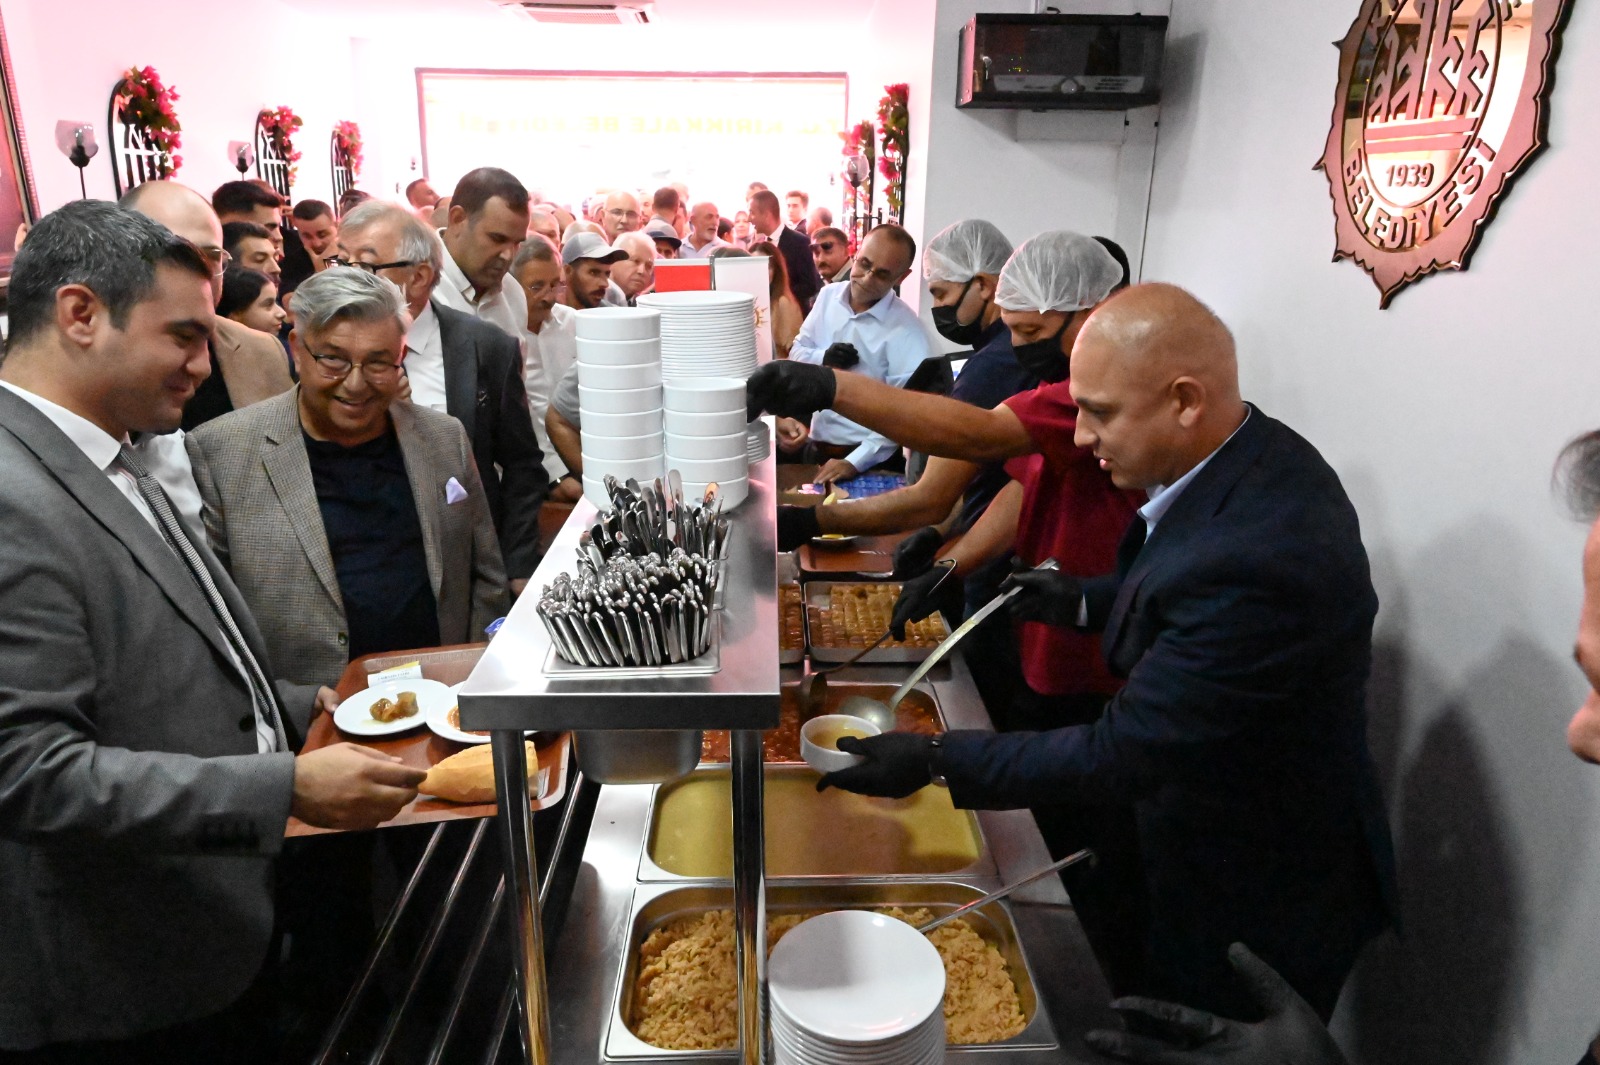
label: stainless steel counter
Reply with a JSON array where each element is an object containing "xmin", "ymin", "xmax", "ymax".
[{"xmin": 546, "ymin": 651, "xmax": 1117, "ymax": 1064}]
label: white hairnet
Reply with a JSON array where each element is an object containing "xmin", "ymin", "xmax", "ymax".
[
  {"xmin": 922, "ymin": 219, "xmax": 1013, "ymax": 284},
  {"xmin": 994, "ymin": 230, "xmax": 1123, "ymax": 314}
]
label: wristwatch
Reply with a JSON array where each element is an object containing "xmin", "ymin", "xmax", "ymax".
[{"xmin": 927, "ymin": 735, "xmax": 949, "ymax": 788}]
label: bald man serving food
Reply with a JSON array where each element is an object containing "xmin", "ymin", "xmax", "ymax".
[{"xmin": 748, "ymin": 284, "xmax": 1398, "ymax": 1024}]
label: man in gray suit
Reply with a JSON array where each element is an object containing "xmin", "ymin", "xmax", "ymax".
[
  {"xmin": 186, "ymin": 267, "xmax": 508, "ymax": 704},
  {"xmin": 0, "ymin": 202, "xmax": 425, "ymax": 1062}
]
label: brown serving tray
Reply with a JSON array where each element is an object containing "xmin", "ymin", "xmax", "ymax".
[{"xmin": 803, "ymin": 580, "xmax": 951, "ymax": 663}]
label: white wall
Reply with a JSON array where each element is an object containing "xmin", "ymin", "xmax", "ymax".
[
  {"xmin": 1140, "ymin": 2, "xmax": 1600, "ymax": 1062},
  {"xmin": 1, "ymin": 0, "xmax": 358, "ymax": 211}
]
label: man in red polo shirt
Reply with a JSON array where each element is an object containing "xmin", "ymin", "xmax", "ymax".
[{"xmin": 748, "ymin": 230, "xmax": 1147, "ymax": 990}]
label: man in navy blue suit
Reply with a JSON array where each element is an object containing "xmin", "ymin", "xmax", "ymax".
[{"xmin": 749, "ymin": 283, "xmax": 1397, "ymax": 1024}]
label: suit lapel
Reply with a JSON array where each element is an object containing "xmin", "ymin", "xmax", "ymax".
[
  {"xmin": 0, "ymin": 391, "xmax": 240, "ymax": 669},
  {"xmin": 259, "ymin": 392, "xmax": 344, "ymax": 607},
  {"xmin": 392, "ymin": 403, "xmax": 445, "ymax": 599},
  {"xmin": 435, "ymin": 301, "xmax": 479, "ymax": 439}
]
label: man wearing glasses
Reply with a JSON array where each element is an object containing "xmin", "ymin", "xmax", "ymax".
[
  {"xmin": 185, "ymin": 267, "xmax": 508, "ymax": 709},
  {"xmin": 810, "ymin": 226, "xmax": 854, "ymax": 285},
  {"xmin": 600, "ymin": 189, "xmax": 643, "ymax": 242},
  {"xmin": 122, "ymin": 180, "xmax": 293, "ymax": 430},
  {"xmin": 330, "ymin": 201, "xmax": 550, "ymax": 590}
]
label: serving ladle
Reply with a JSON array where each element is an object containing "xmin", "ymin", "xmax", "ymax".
[{"xmin": 836, "ymin": 559, "xmax": 1060, "ymax": 732}]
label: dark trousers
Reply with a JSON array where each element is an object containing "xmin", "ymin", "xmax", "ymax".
[{"xmin": 1003, "ymin": 686, "xmax": 1149, "ymax": 999}]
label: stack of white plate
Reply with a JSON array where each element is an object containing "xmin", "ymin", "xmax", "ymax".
[
  {"xmin": 769, "ymin": 910, "xmax": 946, "ymax": 1065},
  {"xmin": 635, "ymin": 290, "xmax": 758, "ymax": 383},
  {"xmin": 746, "ymin": 419, "xmax": 772, "ymax": 463},
  {"xmin": 574, "ymin": 308, "xmax": 664, "ymax": 508},
  {"xmin": 663, "ymin": 377, "xmax": 749, "ymax": 510}
]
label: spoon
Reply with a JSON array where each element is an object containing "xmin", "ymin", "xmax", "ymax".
[
  {"xmin": 915, "ymin": 847, "xmax": 1094, "ymax": 935},
  {"xmin": 837, "ymin": 559, "xmax": 1060, "ymax": 731},
  {"xmin": 795, "ymin": 628, "xmax": 895, "ymax": 720}
]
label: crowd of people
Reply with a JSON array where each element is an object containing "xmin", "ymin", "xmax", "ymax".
[{"xmin": 1, "ymin": 158, "xmax": 1598, "ymax": 1065}]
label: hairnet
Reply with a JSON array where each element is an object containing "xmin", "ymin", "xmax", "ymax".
[
  {"xmin": 922, "ymin": 219, "xmax": 1013, "ymax": 284},
  {"xmin": 994, "ymin": 230, "xmax": 1123, "ymax": 314}
]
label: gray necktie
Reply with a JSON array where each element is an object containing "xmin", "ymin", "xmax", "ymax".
[{"xmin": 118, "ymin": 446, "xmax": 288, "ymax": 751}]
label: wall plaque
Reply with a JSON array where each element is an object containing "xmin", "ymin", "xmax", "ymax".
[{"xmin": 1317, "ymin": 0, "xmax": 1570, "ymax": 306}]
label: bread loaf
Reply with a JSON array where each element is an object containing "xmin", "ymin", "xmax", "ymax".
[{"xmin": 421, "ymin": 741, "xmax": 541, "ymax": 803}]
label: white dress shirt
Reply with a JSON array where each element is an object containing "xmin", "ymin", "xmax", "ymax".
[
  {"xmin": 681, "ymin": 235, "xmax": 733, "ymax": 258},
  {"xmin": 522, "ymin": 303, "xmax": 578, "ymax": 480},
  {"xmin": 403, "ymin": 301, "xmax": 449, "ymax": 413},
  {"xmin": 1138, "ymin": 407, "xmax": 1253, "ymax": 538},
  {"xmin": 432, "ymin": 234, "xmax": 530, "ymax": 342},
  {"xmin": 788, "ymin": 281, "xmax": 935, "ymax": 471},
  {"xmin": 0, "ymin": 380, "xmax": 278, "ymax": 754}
]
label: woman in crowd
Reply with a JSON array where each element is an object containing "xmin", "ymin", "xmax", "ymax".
[
  {"xmin": 731, "ymin": 209, "xmax": 753, "ymax": 248},
  {"xmin": 218, "ymin": 264, "xmax": 287, "ymax": 337},
  {"xmin": 751, "ymin": 241, "xmax": 802, "ymax": 357}
]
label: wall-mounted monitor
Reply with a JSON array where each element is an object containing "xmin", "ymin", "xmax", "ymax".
[{"xmin": 957, "ymin": 13, "xmax": 1168, "ymax": 111}]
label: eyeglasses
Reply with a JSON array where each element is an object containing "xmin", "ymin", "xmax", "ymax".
[
  {"xmin": 811, "ymin": 241, "xmax": 840, "ymax": 255},
  {"xmin": 308, "ymin": 352, "xmax": 402, "ymax": 382},
  {"xmin": 853, "ymin": 256, "xmax": 899, "ymax": 284},
  {"xmin": 605, "ymin": 209, "xmax": 641, "ymax": 222},
  {"xmin": 325, "ymin": 256, "xmax": 420, "ymax": 274},
  {"xmin": 198, "ymin": 246, "xmax": 233, "ymax": 276},
  {"xmin": 522, "ymin": 279, "xmax": 559, "ymax": 299}
]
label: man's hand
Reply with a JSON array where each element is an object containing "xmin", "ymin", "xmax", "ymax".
[
  {"xmin": 746, "ymin": 361, "xmax": 837, "ymax": 424},
  {"xmin": 815, "ymin": 458, "xmax": 858, "ymax": 485},
  {"xmin": 291, "ymin": 743, "xmax": 427, "ymax": 831},
  {"xmin": 775, "ymin": 417, "xmax": 810, "ymax": 451},
  {"xmin": 1001, "ymin": 563, "xmax": 1084, "ymax": 627},
  {"xmin": 817, "ymin": 732, "xmax": 936, "ymax": 798},
  {"xmin": 890, "ymin": 560, "xmax": 958, "ymax": 640},
  {"xmin": 1085, "ymin": 944, "xmax": 1348, "ymax": 1065},
  {"xmin": 821, "ymin": 342, "xmax": 860, "ymax": 370},
  {"xmin": 395, "ymin": 372, "xmax": 414, "ymax": 404},
  {"xmin": 892, "ymin": 527, "xmax": 945, "ymax": 579},
  {"xmin": 550, "ymin": 476, "xmax": 584, "ymax": 504},
  {"xmin": 777, "ymin": 505, "xmax": 822, "ymax": 552},
  {"xmin": 510, "ymin": 578, "xmax": 529, "ymax": 597},
  {"xmin": 312, "ymin": 686, "xmax": 340, "ymax": 719}
]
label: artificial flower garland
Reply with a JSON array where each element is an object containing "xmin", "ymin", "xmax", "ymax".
[
  {"xmin": 877, "ymin": 83, "xmax": 909, "ymax": 222},
  {"xmin": 113, "ymin": 66, "xmax": 182, "ymax": 177},
  {"xmin": 333, "ymin": 120, "xmax": 363, "ymax": 182},
  {"xmin": 257, "ymin": 105, "xmax": 304, "ymax": 186}
]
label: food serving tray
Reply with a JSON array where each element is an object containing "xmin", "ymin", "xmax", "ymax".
[
  {"xmin": 543, "ymin": 612, "xmax": 722, "ymax": 680},
  {"xmin": 803, "ymin": 581, "xmax": 952, "ymax": 663}
]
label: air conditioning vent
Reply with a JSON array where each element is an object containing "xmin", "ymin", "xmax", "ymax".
[{"xmin": 501, "ymin": 0, "xmax": 653, "ymax": 24}]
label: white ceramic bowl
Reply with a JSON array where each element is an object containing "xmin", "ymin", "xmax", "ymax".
[
  {"xmin": 579, "ymin": 383, "xmax": 663, "ymax": 415},
  {"xmin": 581, "ymin": 474, "xmax": 611, "ymax": 509},
  {"xmin": 681, "ymin": 476, "xmax": 749, "ymax": 511},
  {"xmin": 581, "ymin": 407, "xmax": 663, "ymax": 437},
  {"xmin": 769, "ymin": 910, "xmax": 945, "ymax": 1044},
  {"xmin": 582, "ymin": 453, "xmax": 664, "ymax": 481},
  {"xmin": 662, "ymin": 377, "xmax": 748, "ymax": 414},
  {"xmin": 577, "ymin": 359, "xmax": 662, "ymax": 390},
  {"xmin": 580, "ymin": 430, "xmax": 664, "ymax": 461},
  {"xmin": 799, "ymin": 714, "xmax": 882, "ymax": 774},
  {"xmin": 664, "ymin": 430, "xmax": 746, "ymax": 461},
  {"xmin": 572, "ymin": 306, "xmax": 660, "ymax": 341},
  {"xmin": 668, "ymin": 454, "xmax": 748, "ymax": 483},
  {"xmin": 663, "ymin": 407, "xmax": 747, "ymax": 437},
  {"xmin": 574, "ymin": 336, "xmax": 660, "ymax": 366}
]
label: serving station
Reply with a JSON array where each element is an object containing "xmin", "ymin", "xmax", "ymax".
[{"xmin": 459, "ymin": 447, "xmax": 1113, "ymax": 1065}]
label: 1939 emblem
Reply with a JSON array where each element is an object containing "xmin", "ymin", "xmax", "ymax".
[{"xmin": 1317, "ymin": 0, "xmax": 1571, "ymax": 306}]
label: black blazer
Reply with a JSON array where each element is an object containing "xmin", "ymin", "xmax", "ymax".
[
  {"xmin": 776, "ymin": 225, "xmax": 823, "ymax": 313},
  {"xmin": 433, "ymin": 300, "xmax": 550, "ymax": 579},
  {"xmin": 940, "ymin": 408, "xmax": 1397, "ymax": 1016}
]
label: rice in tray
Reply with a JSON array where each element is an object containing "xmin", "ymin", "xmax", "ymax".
[{"xmin": 629, "ymin": 907, "xmax": 1026, "ymax": 1050}]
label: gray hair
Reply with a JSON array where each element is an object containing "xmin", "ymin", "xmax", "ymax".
[
  {"xmin": 563, "ymin": 219, "xmax": 602, "ymax": 242},
  {"xmin": 513, "ymin": 234, "xmax": 558, "ymax": 272},
  {"xmin": 614, "ymin": 232, "xmax": 654, "ymax": 259},
  {"xmin": 292, "ymin": 267, "xmax": 408, "ymax": 338},
  {"xmin": 338, "ymin": 200, "xmax": 444, "ymax": 291}
]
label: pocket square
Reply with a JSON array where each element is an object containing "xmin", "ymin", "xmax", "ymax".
[{"xmin": 446, "ymin": 477, "xmax": 469, "ymax": 505}]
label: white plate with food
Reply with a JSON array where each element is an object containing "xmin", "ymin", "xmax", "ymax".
[
  {"xmin": 334, "ymin": 678, "xmax": 452, "ymax": 737},
  {"xmin": 428, "ymin": 683, "xmax": 491, "ymax": 744}
]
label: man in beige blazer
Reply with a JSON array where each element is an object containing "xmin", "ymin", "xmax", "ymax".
[
  {"xmin": 121, "ymin": 180, "xmax": 293, "ymax": 429},
  {"xmin": 186, "ymin": 268, "xmax": 507, "ymax": 716}
]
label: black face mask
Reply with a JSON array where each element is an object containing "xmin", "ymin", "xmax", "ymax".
[
  {"xmin": 1011, "ymin": 318, "xmax": 1072, "ymax": 383},
  {"xmin": 931, "ymin": 279, "xmax": 987, "ymax": 347}
]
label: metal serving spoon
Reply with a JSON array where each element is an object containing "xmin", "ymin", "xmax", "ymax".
[{"xmin": 915, "ymin": 847, "xmax": 1093, "ymax": 935}]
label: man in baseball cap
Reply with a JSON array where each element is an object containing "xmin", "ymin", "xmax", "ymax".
[
  {"xmin": 560, "ymin": 231, "xmax": 626, "ymax": 311},
  {"xmin": 642, "ymin": 218, "xmax": 682, "ymax": 259}
]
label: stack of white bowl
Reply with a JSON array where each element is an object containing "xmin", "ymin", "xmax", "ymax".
[
  {"xmin": 635, "ymin": 290, "xmax": 770, "ymax": 465},
  {"xmin": 768, "ymin": 910, "xmax": 947, "ymax": 1065},
  {"xmin": 663, "ymin": 378, "xmax": 750, "ymax": 510},
  {"xmin": 574, "ymin": 308, "xmax": 664, "ymax": 508}
]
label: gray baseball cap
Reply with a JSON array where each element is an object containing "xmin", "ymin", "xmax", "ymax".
[
  {"xmin": 642, "ymin": 219, "xmax": 683, "ymax": 248},
  {"xmin": 561, "ymin": 231, "xmax": 628, "ymax": 266}
]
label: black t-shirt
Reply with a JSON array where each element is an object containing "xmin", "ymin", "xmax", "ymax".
[
  {"xmin": 950, "ymin": 320, "xmax": 1037, "ymax": 534},
  {"xmin": 303, "ymin": 426, "xmax": 440, "ymax": 660}
]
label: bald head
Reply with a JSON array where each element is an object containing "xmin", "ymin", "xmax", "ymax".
[
  {"xmin": 602, "ymin": 190, "xmax": 642, "ymax": 240},
  {"xmin": 1069, "ymin": 283, "xmax": 1248, "ymax": 490},
  {"xmin": 121, "ymin": 180, "xmax": 225, "ymax": 305}
]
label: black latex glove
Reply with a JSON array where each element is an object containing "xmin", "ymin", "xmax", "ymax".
[
  {"xmin": 1001, "ymin": 562, "xmax": 1084, "ymax": 628},
  {"xmin": 890, "ymin": 561, "xmax": 958, "ymax": 640},
  {"xmin": 821, "ymin": 341, "xmax": 860, "ymax": 370},
  {"xmin": 746, "ymin": 360, "xmax": 837, "ymax": 424},
  {"xmin": 892, "ymin": 526, "xmax": 946, "ymax": 579},
  {"xmin": 816, "ymin": 732, "xmax": 935, "ymax": 798},
  {"xmin": 776, "ymin": 505, "xmax": 822, "ymax": 552},
  {"xmin": 1085, "ymin": 943, "xmax": 1349, "ymax": 1065}
]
